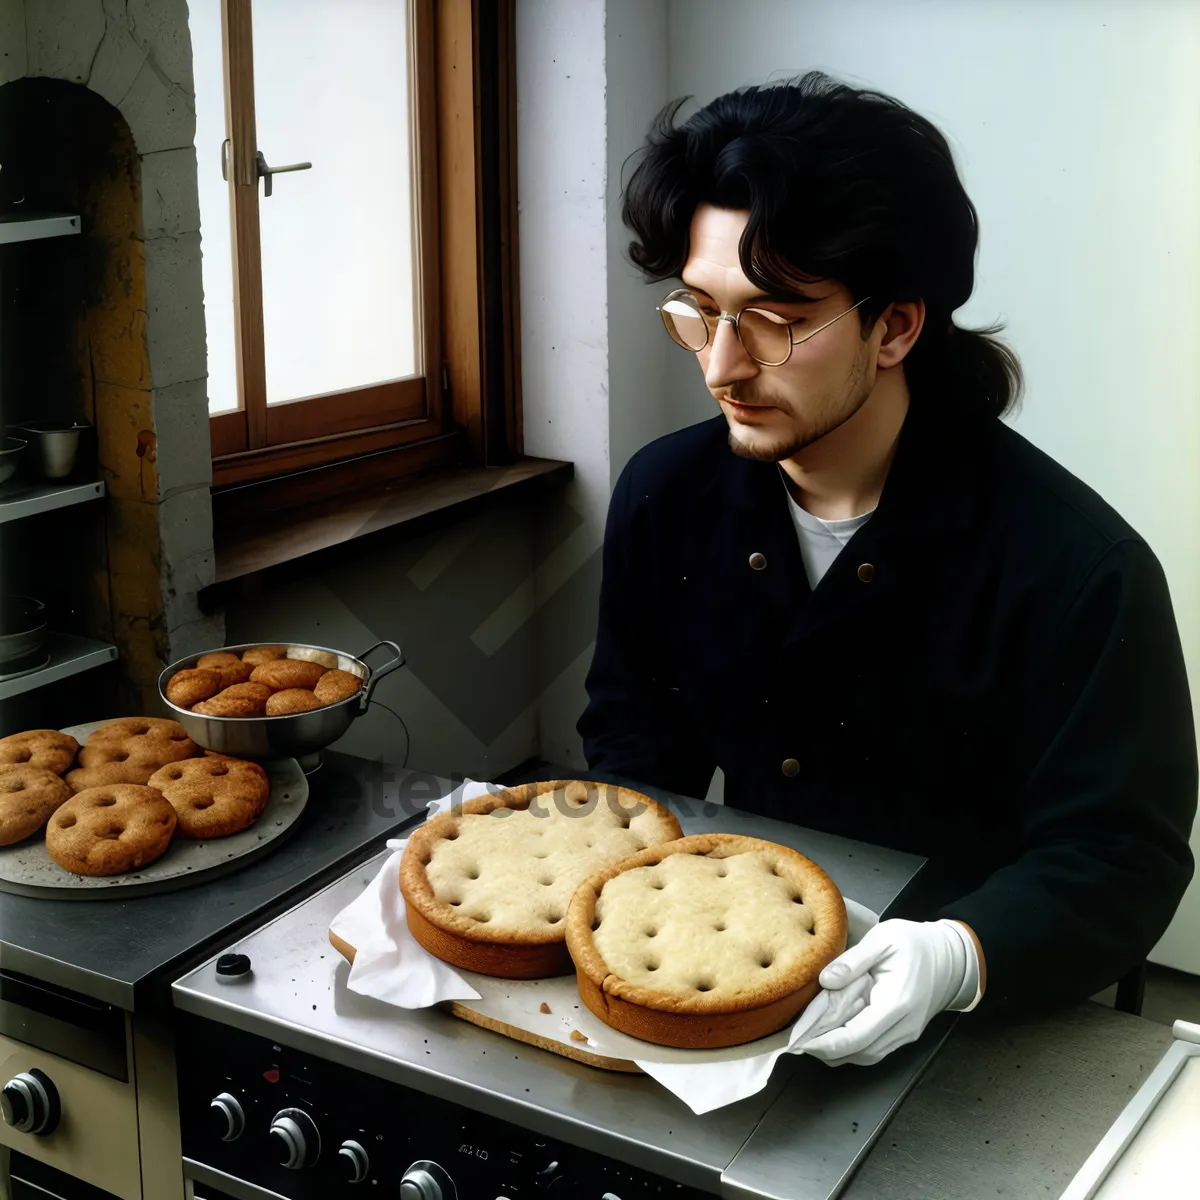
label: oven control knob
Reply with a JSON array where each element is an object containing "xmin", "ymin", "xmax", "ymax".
[
  {"xmin": 1, "ymin": 1070, "xmax": 61, "ymax": 1136},
  {"xmin": 401, "ymin": 1160, "xmax": 455, "ymax": 1200},
  {"xmin": 339, "ymin": 1139, "xmax": 369, "ymax": 1183},
  {"xmin": 269, "ymin": 1108, "xmax": 320, "ymax": 1169},
  {"xmin": 209, "ymin": 1092, "xmax": 245, "ymax": 1142}
]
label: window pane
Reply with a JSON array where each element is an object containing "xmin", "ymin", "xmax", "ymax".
[
  {"xmin": 252, "ymin": 0, "xmax": 417, "ymax": 406},
  {"xmin": 191, "ymin": 3, "xmax": 240, "ymax": 415}
]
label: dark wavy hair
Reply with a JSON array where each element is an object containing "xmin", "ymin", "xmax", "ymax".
[{"xmin": 622, "ymin": 72, "xmax": 1022, "ymax": 419}]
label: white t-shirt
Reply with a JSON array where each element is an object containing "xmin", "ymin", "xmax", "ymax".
[{"xmin": 781, "ymin": 473, "xmax": 875, "ymax": 588}]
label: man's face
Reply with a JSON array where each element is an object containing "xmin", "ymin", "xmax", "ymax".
[{"xmin": 680, "ymin": 205, "xmax": 887, "ymax": 462}]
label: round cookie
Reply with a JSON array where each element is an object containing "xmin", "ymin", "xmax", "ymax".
[
  {"xmin": 250, "ymin": 659, "xmax": 328, "ymax": 691},
  {"xmin": 165, "ymin": 667, "xmax": 224, "ymax": 708},
  {"xmin": 148, "ymin": 757, "xmax": 270, "ymax": 839},
  {"xmin": 197, "ymin": 652, "xmax": 242, "ymax": 669},
  {"xmin": 0, "ymin": 765, "xmax": 72, "ymax": 845},
  {"xmin": 66, "ymin": 761, "xmax": 158, "ymax": 790},
  {"xmin": 240, "ymin": 644, "xmax": 287, "ymax": 666},
  {"xmin": 46, "ymin": 786, "xmax": 177, "ymax": 877},
  {"xmin": 0, "ymin": 730, "xmax": 80, "ymax": 776},
  {"xmin": 266, "ymin": 688, "xmax": 323, "ymax": 716},
  {"xmin": 78, "ymin": 718, "xmax": 199, "ymax": 773},
  {"xmin": 313, "ymin": 669, "xmax": 363, "ymax": 706},
  {"xmin": 193, "ymin": 682, "xmax": 273, "ymax": 717}
]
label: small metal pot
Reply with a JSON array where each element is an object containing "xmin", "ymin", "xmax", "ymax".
[
  {"xmin": 158, "ymin": 640, "xmax": 405, "ymax": 769},
  {"xmin": 0, "ymin": 438, "xmax": 26, "ymax": 486},
  {"xmin": 0, "ymin": 595, "xmax": 47, "ymax": 669},
  {"xmin": 14, "ymin": 422, "xmax": 88, "ymax": 479}
]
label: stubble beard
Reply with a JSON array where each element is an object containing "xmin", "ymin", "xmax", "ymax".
[{"xmin": 724, "ymin": 347, "xmax": 873, "ymax": 463}]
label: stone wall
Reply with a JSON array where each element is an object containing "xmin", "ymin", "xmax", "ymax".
[{"xmin": 0, "ymin": 0, "xmax": 221, "ymax": 708}]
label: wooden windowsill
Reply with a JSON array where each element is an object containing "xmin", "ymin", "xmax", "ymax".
[{"xmin": 199, "ymin": 455, "xmax": 573, "ymax": 613}]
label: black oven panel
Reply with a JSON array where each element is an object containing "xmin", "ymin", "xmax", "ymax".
[{"xmin": 176, "ymin": 1013, "xmax": 711, "ymax": 1199}]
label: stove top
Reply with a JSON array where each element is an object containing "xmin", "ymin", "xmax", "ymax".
[
  {"xmin": 172, "ymin": 788, "xmax": 954, "ymax": 1200},
  {"xmin": 0, "ymin": 752, "xmax": 429, "ymax": 1009}
]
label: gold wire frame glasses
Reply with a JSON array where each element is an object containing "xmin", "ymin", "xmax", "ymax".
[{"xmin": 657, "ymin": 289, "xmax": 872, "ymax": 367}]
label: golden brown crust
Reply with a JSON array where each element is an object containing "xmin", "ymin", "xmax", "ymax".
[
  {"xmin": 564, "ymin": 833, "xmax": 847, "ymax": 1048},
  {"xmin": 66, "ymin": 761, "xmax": 158, "ymax": 790},
  {"xmin": 196, "ymin": 652, "xmax": 242, "ymax": 668},
  {"xmin": 0, "ymin": 765, "xmax": 72, "ymax": 845},
  {"xmin": 212, "ymin": 660, "xmax": 255, "ymax": 689},
  {"xmin": 250, "ymin": 660, "xmax": 328, "ymax": 691},
  {"xmin": 78, "ymin": 718, "xmax": 199, "ymax": 768},
  {"xmin": 0, "ymin": 730, "xmax": 80, "ymax": 776},
  {"xmin": 313, "ymin": 669, "xmax": 363, "ymax": 706},
  {"xmin": 400, "ymin": 780, "xmax": 683, "ymax": 979},
  {"xmin": 147, "ymin": 756, "xmax": 270, "ymax": 838},
  {"xmin": 240, "ymin": 644, "xmax": 288, "ymax": 666},
  {"xmin": 193, "ymin": 682, "xmax": 273, "ymax": 717},
  {"xmin": 265, "ymin": 688, "xmax": 323, "ymax": 716},
  {"xmin": 45, "ymin": 786, "xmax": 177, "ymax": 876},
  {"xmin": 165, "ymin": 668, "xmax": 224, "ymax": 708}
]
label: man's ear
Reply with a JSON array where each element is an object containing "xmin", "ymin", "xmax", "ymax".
[{"xmin": 876, "ymin": 299, "xmax": 925, "ymax": 369}]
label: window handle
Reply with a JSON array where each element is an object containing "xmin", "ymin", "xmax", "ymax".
[{"xmin": 255, "ymin": 149, "xmax": 313, "ymax": 197}]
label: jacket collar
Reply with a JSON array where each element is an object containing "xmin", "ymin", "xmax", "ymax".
[{"xmin": 708, "ymin": 397, "xmax": 991, "ymax": 541}]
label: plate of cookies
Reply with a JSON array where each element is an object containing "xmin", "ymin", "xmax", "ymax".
[
  {"xmin": 158, "ymin": 640, "xmax": 404, "ymax": 769},
  {"xmin": 0, "ymin": 718, "xmax": 308, "ymax": 898}
]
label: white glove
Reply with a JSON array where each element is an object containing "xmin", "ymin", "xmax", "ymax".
[{"xmin": 801, "ymin": 918, "xmax": 981, "ymax": 1067}]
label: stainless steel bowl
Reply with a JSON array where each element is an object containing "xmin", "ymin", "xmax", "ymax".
[
  {"xmin": 0, "ymin": 437, "xmax": 26, "ymax": 486},
  {"xmin": 157, "ymin": 640, "xmax": 405, "ymax": 767},
  {"xmin": 15, "ymin": 422, "xmax": 88, "ymax": 479},
  {"xmin": 0, "ymin": 595, "xmax": 47, "ymax": 669}
]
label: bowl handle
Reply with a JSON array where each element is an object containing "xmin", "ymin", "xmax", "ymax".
[{"xmin": 357, "ymin": 640, "xmax": 405, "ymax": 711}]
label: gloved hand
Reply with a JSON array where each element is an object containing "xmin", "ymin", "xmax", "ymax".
[{"xmin": 800, "ymin": 918, "xmax": 980, "ymax": 1067}]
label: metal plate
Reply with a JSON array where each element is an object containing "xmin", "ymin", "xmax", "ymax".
[{"xmin": 0, "ymin": 720, "xmax": 309, "ymax": 899}]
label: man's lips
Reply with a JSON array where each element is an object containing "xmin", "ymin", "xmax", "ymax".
[{"xmin": 721, "ymin": 397, "xmax": 776, "ymax": 414}]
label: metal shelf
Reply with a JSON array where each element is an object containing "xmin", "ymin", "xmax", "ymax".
[
  {"xmin": 0, "ymin": 634, "xmax": 118, "ymax": 701},
  {"xmin": 0, "ymin": 213, "xmax": 82, "ymax": 246},
  {"xmin": 0, "ymin": 479, "xmax": 104, "ymax": 524}
]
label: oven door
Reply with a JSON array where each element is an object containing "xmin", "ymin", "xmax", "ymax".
[{"xmin": 4, "ymin": 1148, "xmax": 123, "ymax": 1199}]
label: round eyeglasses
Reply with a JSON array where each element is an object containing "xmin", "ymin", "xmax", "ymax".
[{"xmin": 657, "ymin": 290, "xmax": 872, "ymax": 367}]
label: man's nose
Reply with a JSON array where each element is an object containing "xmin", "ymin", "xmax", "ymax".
[{"xmin": 704, "ymin": 318, "xmax": 759, "ymax": 390}]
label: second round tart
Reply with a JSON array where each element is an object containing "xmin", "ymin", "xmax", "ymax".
[
  {"xmin": 565, "ymin": 833, "xmax": 848, "ymax": 1048},
  {"xmin": 400, "ymin": 780, "xmax": 683, "ymax": 978}
]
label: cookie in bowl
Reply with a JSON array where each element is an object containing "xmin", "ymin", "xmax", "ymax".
[
  {"xmin": 265, "ymin": 688, "xmax": 323, "ymax": 715},
  {"xmin": 240, "ymin": 644, "xmax": 287, "ymax": 666},
  {"xmin": 565, "ymin": 833, "xmax": 847, "ymax": 1049},
  {"xmin": 400, "ymin": 780, "xmax": 683, "ymax": 979},
  {"xmin": 193, "ymin": 682, "xmax": 273, "ymax": 717},
  {"xmin": 249, "ymin": 659, "xmax": 327, "ymax": 691}
]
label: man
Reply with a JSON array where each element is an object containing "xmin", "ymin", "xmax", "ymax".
[{"xmin": 578, "ymin": 73, "xmax": 1197, "ymax": 1066}]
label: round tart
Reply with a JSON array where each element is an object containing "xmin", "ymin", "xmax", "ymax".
[
  {"xmin": 400, "ymin": 780, "xmax": 683, "ymax": 979},
  {"xmin": 565, "ymin": 833, "xmax": 847, "ymax": 1048}
]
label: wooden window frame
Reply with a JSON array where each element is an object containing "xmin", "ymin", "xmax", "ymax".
[{"xmin": 208, "ymin": 0, "xmax": 521, "ymax": 497}]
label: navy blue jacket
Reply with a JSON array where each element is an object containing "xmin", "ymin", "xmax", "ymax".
[{"xmin": 579, "ymin": 399, "xmax": 1197, "ymax": 1011}]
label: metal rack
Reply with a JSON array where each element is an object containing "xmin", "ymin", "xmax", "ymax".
[{"xmin": 1, "ymin": 211, "xmax": 117, "ymax": 701}]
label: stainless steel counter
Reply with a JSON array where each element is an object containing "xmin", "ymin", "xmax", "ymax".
[{"xmin": 174, "ymin": 795, "xmax": 943, "ymax": 1198}]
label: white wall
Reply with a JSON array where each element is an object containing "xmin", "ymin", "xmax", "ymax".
[
  {"xmin": 664, "ymin": 0, "xmax": 1200, "ymax": 972},
  {"xmin": 517, "ymin": 0, "xmax": 679, "ymax": 769}
]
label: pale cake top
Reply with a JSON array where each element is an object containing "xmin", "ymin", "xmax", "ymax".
[
  {"xmin": 567, "ymin": 833, "xmax": 848, "ymax": 1014},
  {"xmin": 401, "ymin": 780, "xmax": 683, "ymax": 945}
]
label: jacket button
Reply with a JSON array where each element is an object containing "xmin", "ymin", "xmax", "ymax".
[
  {"xmin": 749, "ymin": 552, "xmax": 767, "ymax": 571},
  {"xmin": 781, "ymin": 758, "xmax": 800, "ymax": 777},
  {"xmin": 857, "ymin": 562, "xmax": 876, "ymax": 583}
]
